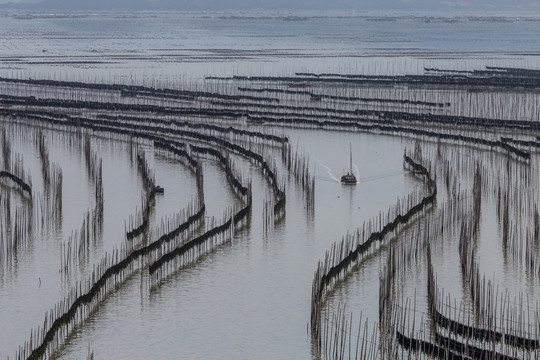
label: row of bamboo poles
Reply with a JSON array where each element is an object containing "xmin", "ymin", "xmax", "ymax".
[
  {"xmin": 6, "ymin": 88, "xmax": 300, "ymax": 359},
  {"xmin": 2, "ymin": 65, "xmax": 540, "ymax": 359},
  {"xmin": 16, "ymin": 135, "xmax": 207, "ymax": 360},
  {"xmin": 311, "ymin": 150, "xmax": 437, "ymax": 350},
  {"xmin": 60, "ymin": 136, "xmax": 104, "ymax": 276},
  {"xmin": 377, "ymin": 139, "xmax": 540, "ymax": 359}
]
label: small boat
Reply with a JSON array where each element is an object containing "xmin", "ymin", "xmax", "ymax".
[
  {"xmin": 341, "ymin": 143, "xmax": 357, "ymax": 185},
  {"xmin": 154, "ymin": 185, "xmax": 164, "ymax": 194}
]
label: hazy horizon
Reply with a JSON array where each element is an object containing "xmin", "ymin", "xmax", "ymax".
[{"xmin": 1, "ymin": 0, "xmax": 540, "ymax": 14}]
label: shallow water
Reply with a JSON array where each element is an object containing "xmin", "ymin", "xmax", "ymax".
[
  {"xmin": 44, "ymin": 129, "xmax": 418, "ymax": 360},
  {"xmin": 1, "ymin": 11, "xmax": 540, "ymax": 360},
  {"xmin": 2, "ymin": 12, "xmax": 540, "ymax": 81}
]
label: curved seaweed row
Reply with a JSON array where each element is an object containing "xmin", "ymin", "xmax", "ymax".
[
  {"xmin": 221, "ymin": 69, "xmax": 540, "ymax": 89},
  {"xmin": 0, "ymin": 88, "xmax": 536, "ymax": 162},
  {"xmin": 125, "ymin": 151, "xmax": 157, "ymax": 240},
  {"xmin": 21, "ymin": 142, "xmax": 253, "ymax": 358},
  {"xmin": 393, "ymin": 243, "xmax": 538, "ymax": 360},
  {"xmin": 382, "ymin": 146, "xmax": 540, "ymax": 359},
  {"xmin": 0, "ymin": 170, "xmax": 32, "ymax": 195},
  {"xmin": 148, "ymin": 201, "xmax": 251, "ymax": 274},
  {"xmin": 427, "ymin": 247, "xmax": 540, "ymax": 352},
  {"xmin": 120, "ymin": 86, "xmax": 280, "ymax": 104},
  {"xmin": 315, "ymin": 151, "xmax": 467, "ymax": 359},
  {"xmin": 97, "ymin": 113, "xmax": 288, "ymax": 144},
  {"xmin": 395, "ymin": 330, "xmax": 467, "ymax": 360},
  {"xmin": 20, "ymin": 141, "xmax": 207, "ymax": 360},
  {"xmin": 210, "ymin": 97, "xmax": 540, "ymax": 133},
  {"xmin": 0, "ymin": 76, "xmax": 280, "ymax": 104},
  {"xmin": 64, "ymin": 110, "xmax": 287, "ymax": 210},
  {"xmin": 24, "ymin": 205, "xmax": 206, "ymax": 360},
  {"xmin": 237, "ymin": 86, "xmax": 449, "ymax": 108},
  {"xmin": 311, "ymin": 153, "xmax": 437, "ymax": 342},
  {"xmin": 12, "ymin": 87, "xmax": 291, "ymax": 359},
  {"xmin": 500, "ymin": 136, "xmax": 540, "ymax": 149},
  {"xmin": 190, "ymin": 143, "xmax": 250, "ymax": 198},
  {"xmin": 246, "ymin": 114, "xmax": 531, "ymax": 160},
  {"xmin": 3, "ymin": 106, "xmax": 286, "ymax": 211},
  {"xmin": 432, "ymin": 308, "xmax": 539, "ymax": 350},
  {"xmin": 5, "ymin": 79, "xmax": 540, "ymax": 135},
  {"xmin": 0, "ymin": 129, "xmax": 32, "ymax": 197},
  {"xmin": 432, "ymin": 332, "xmax": 518, "ymax": 360}
]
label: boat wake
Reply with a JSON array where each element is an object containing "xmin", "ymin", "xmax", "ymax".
[
  {"xmin": 318, "ymin": 162, "xmax": 341, "ymax": 183},
  {"xmin": 359, "ymin": 170, "xmax": 405, "ymax": 183},
  {"xmin": 353, "ymin": 163, "xmax": 360, "ymax": 182}
]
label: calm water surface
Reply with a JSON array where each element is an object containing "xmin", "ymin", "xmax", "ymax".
[{"xmin": 0, "ymin": 11, "xmax": 539, "ymax": 359}]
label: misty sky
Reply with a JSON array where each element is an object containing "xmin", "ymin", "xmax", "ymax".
[{"xmin": 1, "ymin": 0, "xmax": 540, "ymax": 13}]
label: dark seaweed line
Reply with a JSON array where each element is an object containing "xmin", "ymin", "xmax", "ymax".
[
  {"xmin": 0, "ymin": 76, "xmax": 279, "ymax": 104},
  {"xmin": 24, "ymin": 145, "xmax": 206, "ymax": 360},
  {"xmin": 26, "ymin": 205, "xmax": 207, "ymax": 360},
  {"xmin": 259, "ymin": 71, "xmax": 540, "ymax": 89},
  {"xmin": 425, "ymin": 68, "xmax": 475, "ymax": 75},
  {"xmin": 125, "ymin": 193, "xmax": 154, "ymax": 240},
  {"xmin": 9, "ymin": 112, "xmax": 253, "ymax": 241},
  {"xmin": 136, "ymin": 152, "xmax": 156, "ymax": 192},
  {"xmin": 500, "ymin": 136, "xmax": 540, "ymax": 150},
  {"xmin": 403, "ymin": 154, "xmax": 436, "ymax": 189},
  {"xmin": 433, "ymin": 332, "xmax": 518, "ymax": 360},
  {"xmin": 485, "ymin": 66, "xmax": 540, "ymax": 78},
  {"xmin": 396, "ymin": 330, "xmax": 469, "ymax": 360},
  {"xmin": 210, "ymin": 98, "xmax": 360, "ymax": 118},
  {"xmin": 311, "ymin": 155, "xmax": 437, "ymax": 341},
  {"xmin": 0, "ymin": 94, "xmax": 248, "ymax": 120},
  {"xmin": 190, "ymin": 143, "xmax": 249, "ymax": 198},
  {"xmin": 171, "ymin": 119, "xmax": 287, "ymax": 144},
  {"xmin": 125, "ymin": 152, "xmax": 157, "ymax": 240},
  {"xmin": 4, "ymin": 83, "xmax": 540, "ymax": 135},
  {"xmin": 247, "ymin": 114, "xmax": 531, "ymax": 160},
  {"xmin": 433, "ymin": 308, "xmax": 540, "ymax": 350},
  {"xmin": 318, "ymin": 158, "xmax": 436, "ymax": 295},
  {"xmin": 237, "ymin": 86, "xmax": 448, "ymax": 108},
  {"xmin": 148, "ymin": 202, "xmax": 251, "ymax": 274},
  {"xmin": 0, "ymin": 170, "xmax": 31, "ymax": 195},
  {"xmin": 96, "ymin": 113, "xmax": 288, "ymax": 144},
  {"xmin": 2, "ymin": 91, "xmax": 538, "ymax": 134},
  {"xmin": 121, "ymin": 86, "xmax": 280, "ymax": 104},
  {"xmin": 318, "ymin": 191, "xmax": 436, "ymax": 292},
  {"xmin": 211, "ymin": 98, "xmax": 540, "ymax": 132},
  {"xmin": 154, "ymin": 141, "xmax": 197, "ymax": 167},
  {"xmin": 9, "ymin": 108, "xmax": 286, "ymax": 212},
  {"xmin": 4, "ymin": 103, "xmax": 529, "ymax": 176}
]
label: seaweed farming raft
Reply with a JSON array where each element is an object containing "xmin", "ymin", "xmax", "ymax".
[{"xmin": 1, "ymin": 64, "xmax": 540, "ymax": 360}]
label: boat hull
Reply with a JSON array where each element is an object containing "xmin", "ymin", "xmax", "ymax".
[{"xmin": 340, "ymin": 174, "xmax": 357, "ymax": 184}]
